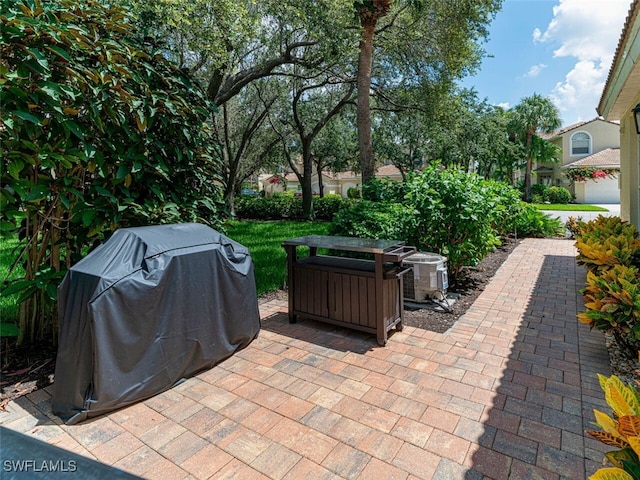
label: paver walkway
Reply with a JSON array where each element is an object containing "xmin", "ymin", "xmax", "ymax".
[{"xmin": 1, "ymin": 238, "xmax": 612, "ymax": 479}]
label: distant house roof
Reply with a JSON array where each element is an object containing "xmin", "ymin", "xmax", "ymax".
[
  {"xmin": 540, "ymin": 118, "xmax": 619, "ymax": 140},
  {"xmin": 563, "ymin": 148, "xmax": 620, "ymax": 169},
  {"xmin": 284, "ymin": 164, "xmax": 402, "ymax": 182}
]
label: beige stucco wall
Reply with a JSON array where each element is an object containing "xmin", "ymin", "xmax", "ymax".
[
  {"xmin": 559, "ymin": 120, "xmax": 620, "ymax": 166},
  {"xmin": 619, "ymin": 115, "xmax": 640, "ymax": 227},
  {"xmin": 539, "ymin": 120, "xmax": 620, "ymax": 188}
]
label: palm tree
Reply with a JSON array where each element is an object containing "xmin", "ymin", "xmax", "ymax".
[{"xmin": 509, "ymin": 94, "xmax": 561, "ymax": 202}]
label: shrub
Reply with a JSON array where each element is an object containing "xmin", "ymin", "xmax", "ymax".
[
  {"xmin": 531, "ymin": 183, "xmax": 548, "ymax": 198},
  {"xmin": 576, "ymin": 235, "xmax": 640, "ymax": 274},
  {"xmin": 361, "ymin": 177, "xmax": 406, "ymax": 203},
  {"xmin": 402, "ymin": 167, "xmax": 504, "ymax": 274},
  {"xmin": 236, "ymin": 194, "xmax": 351, "ymax": 221},
  {"xmin": 330, "ymin": 201, "xmax": 408, "ymax": 241},
  {"xmin": 1, "ymin": 0, "xmax": 222, "ymax": 345},
  {"xmin": 579, "ymin": 216, "xmax": 639, "ymax": 244},
  {"xmin": 587, "ymin": 374, "xmax": 640, "ymax": 479},
  {"xmin": 575, "ymin": 217, "xmax": 640, "ymax": 360},
  {"xmin": 543, "ymin": 186, "xmax": 572, "ymax": 204},
  {"xmin": 347, "ymin": 187, "xmax": 361, "ymax": 199},
  {"xmin": 575, "ymin": 217, "xmax": 640, "ymax": 273},
  {"xmin": 579, "ymin": 265, "xmax": 640, "ymax": 358},
  {"xmin": 314, "ymin": 195, "xmax": 352, "ymax": 221},
  {"xmin": 514, "ymin": 203, "xmax": 565, "ymax": 238},
  {"xmin": 482, "ymin": 180, "xmax": 523, "ymax": 236},
  {"xmin": 566, "ymin": 216, "xmax": 585, "ymax": 239}
]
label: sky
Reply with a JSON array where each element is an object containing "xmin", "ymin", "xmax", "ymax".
[{"xmin": 460, "ymin": 0, "xmax": 632, "ymax": 128}]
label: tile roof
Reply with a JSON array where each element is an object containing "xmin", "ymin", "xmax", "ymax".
[
  {"xmin": 284, "ymin": 165, "xmax": 402, "ymax": 182},
  {"xmin": 539, "ymin": 118, "xmax": 619, "ymax": 140},
  {"xmin": 563, "ymin": 148, "xmax": 620, "ymax": 168}
]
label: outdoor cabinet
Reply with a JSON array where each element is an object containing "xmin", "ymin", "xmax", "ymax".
[{"xmin": 282, "ymin": 235, "xmax": 415, "ymax": 346}]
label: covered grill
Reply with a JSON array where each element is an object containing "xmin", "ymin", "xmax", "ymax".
[{"xmin": 53, "ymin": 223, "xmax": 260, "ymax": 424}]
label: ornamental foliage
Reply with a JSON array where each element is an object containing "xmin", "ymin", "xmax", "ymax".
[
  {"xmin": 1, "ymin": 0, "xmax": 222, "ymax": 345},
  {"xmin": 588, "ymin": 374, "xmax": 640, "ymax": 480},
  {"xmin": 575, "ymin": 216, "xmax": 640, "ymax": 360},
  {"xmin": 564, "ymin": 167, "xmax": 619, "ymax": 183}
]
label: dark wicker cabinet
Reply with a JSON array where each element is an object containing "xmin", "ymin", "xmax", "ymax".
[{"xmin": 282, "ymin": 236, "xmax": 415, "ymax": 346}]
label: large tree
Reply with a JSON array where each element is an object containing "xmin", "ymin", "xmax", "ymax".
[
  {"xmin": 354, "ymin": 0, "xmax": 504, "ymax": 185},
  {"xmin": 509, "ymin": 94, "xmax": 562, "ymax": 202},
  {"xmin": 212, "ymin": 81, "xmax": 281, "ymax": 216},
  {"xmin": 270, "ymin": 72, "xmax": 355, "ymax": 219}
]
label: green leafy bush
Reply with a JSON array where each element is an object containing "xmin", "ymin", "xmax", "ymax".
[
  {"xmin": 543, "ymin": 186, "xmax": 572, "ymax": 204},
  {"xmin": 531, "ymin": 184, "xmax": 548, "ymax": 200},
  {"xmin": 514, "ymin": 204, "xmax": 565, "ymax": 238},
  {"xmin": 235, "ymin": 195, "xmax": 301, "ymax": 219},
  {"xmin": 1, "ymin": 0, "xmax": 222, "ymax": 344},
  {"xmin": 332, "ymin": 167, "xmax": 564, "ymax": 275},
  {"xmin": 236, "ymin": 194, "xmax": 352, "ymax": 221},
  {"xmin": 347, "ymin": 187, "xmax": 361, "ymax": 199},
  {"xmin": 330, "ymin": 201, "xmax": 408, "ymax": 241},
  {"xmin": 314, "ymin": 195, "xmax": 353, "ymax": 221},
  {"xmin": 402, "ymin": 167, "xmax": 502, "ymax": 274},
  {"xmin": 361, "ymin": 177, "xmax": 406, "ymax": 203},
  {"xmin": 483, "ymin": 180, "xmax": 523, "ymax": 236}
]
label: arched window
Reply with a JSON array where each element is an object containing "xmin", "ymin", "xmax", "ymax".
[{"xmin": 571, "ymin": 132, "xmax": 591, "ymax": 155}]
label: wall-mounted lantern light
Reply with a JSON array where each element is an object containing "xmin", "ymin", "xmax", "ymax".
[{"xmin": 633, "ymin": 103, "xmax": 640, "ymax": 134}]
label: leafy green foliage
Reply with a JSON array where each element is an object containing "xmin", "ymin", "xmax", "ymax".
[
  {"xmin": 544, "ymin": 186, "xmax": 572, "ymax": 204},
  {"xmin": 514, "ymin": 204, "xmax": 565, "ymax": 238},
  {"xmin": 314, "ymin": 195, "xmax": 356, "ymax": 221},
  {"xmin": 332, "ymin": 167, "xmax": 558, "ymax": 275},
  {"xmin": 329, "ymin": 200, "xmax": 408, "ymax": 241},
  {"xmin": 235, "ymin": 194, "xmax": 354, "ymax": 221},
  {"xmin": 1, "ymin": 0, "xmax": 222, "ymax": 344},
  {"xmin": 402, "ymin": 167, "xmax": 503, "ymax": 274}
]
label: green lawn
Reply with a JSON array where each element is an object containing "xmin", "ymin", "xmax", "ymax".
[
  {"xmin": 1, "ymin": 234, "xmax": 24, "ymax": 325},
  {"xmin": 224, "ymin": 220, "xmax": 330, "ymax": 296},
  {"xmin": 532, "ymin": 204, "xmax": 610, "ymax": 212},
  {"xmin": 0, "ymin": 221, "xmax": 329, "ymax": 325}
]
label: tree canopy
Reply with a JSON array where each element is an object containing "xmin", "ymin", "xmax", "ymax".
[{"xmin": 509, "ymin": 93, "xmax": 562, "ymax": 201}]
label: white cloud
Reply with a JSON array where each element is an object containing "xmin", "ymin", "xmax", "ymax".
[
  {"xmin": 534, "ymin": 0, "xmax": 630, "ymax": 122},
  {"xmin": 525, "ymin": 64, "xmax": 547, "ymax": 78},
  {"xmin": 532, "ymin": 28, "xmax": 543, "ymax": 43},
  {"xmin": 496, "ymin": 102, "xmax": 510, "ymax": 110}
]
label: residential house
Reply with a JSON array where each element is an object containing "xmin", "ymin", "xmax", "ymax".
[
  {"xmin": 537, "ymin": 118, "xmax": 620, "ymax": 203},
  {"xmin": 260, "ymin": 165, "xmax": 403, "ymax": 198},
  {"xmin": 562, "ymin": 148, "xmax": 620, "ymax": 204},
  {"xmin": 597, "ymin": 0, "xmax": 640, "ymax": 229}
]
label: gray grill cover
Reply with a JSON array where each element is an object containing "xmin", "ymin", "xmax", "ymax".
[{"xmin": 52, "ymin": 223, "xmax": 260, "ymax": 424}]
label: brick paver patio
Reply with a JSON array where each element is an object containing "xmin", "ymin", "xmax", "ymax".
[{"xmin": 1, "ymin": 237, "xmax": 612, "ymax": 479}]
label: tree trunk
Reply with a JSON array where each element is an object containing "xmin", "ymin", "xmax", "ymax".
[
  {"xmin": 524, "ymin": 131, "xmax": 534, "ymax": 202},
  {"xmin": 357, "ymin": 22, "xmax": 376, "ymax": 186},
  {"xmin": 301, "ymin": 144, "xmax": 315, "ymax": 219}
]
